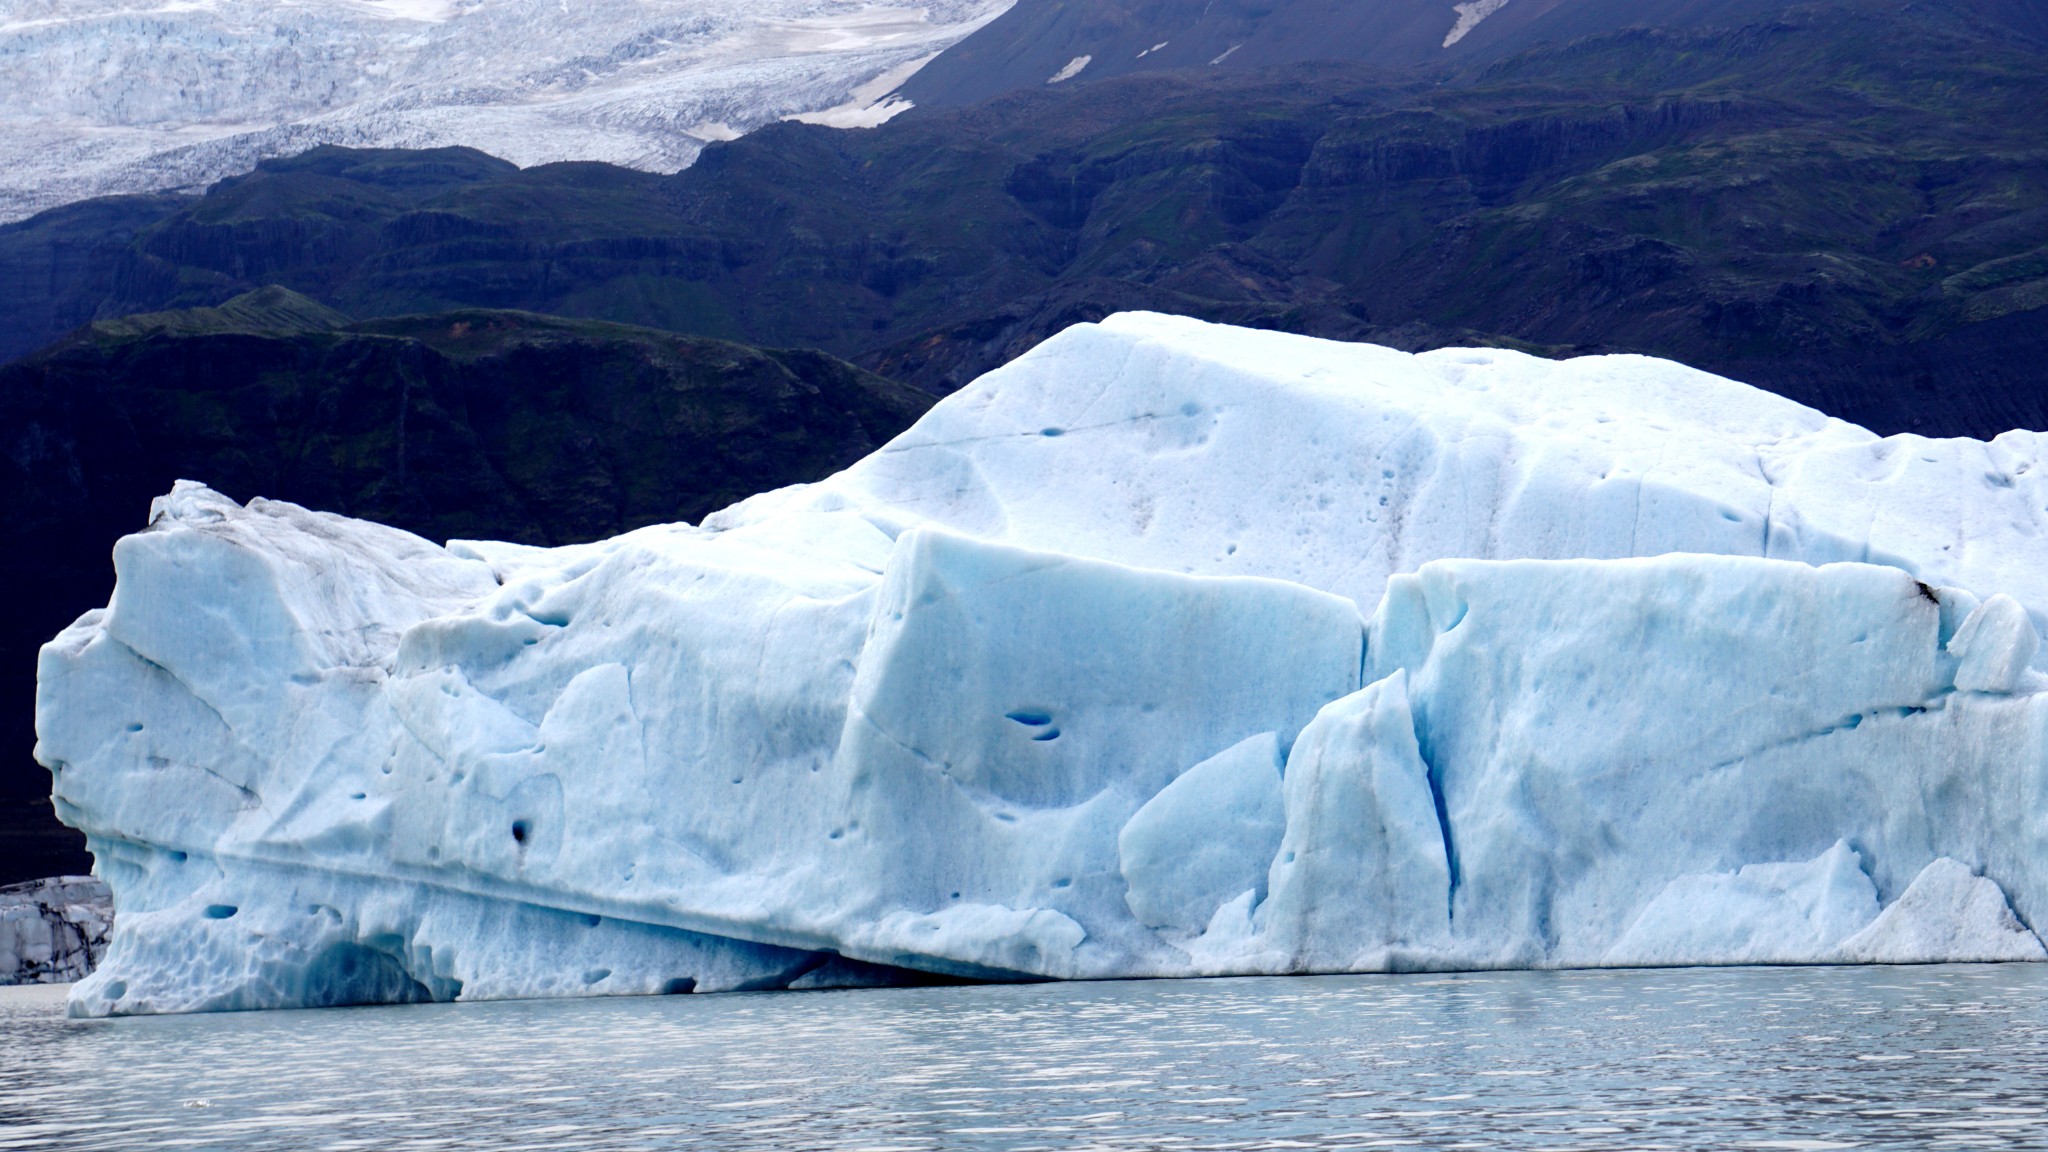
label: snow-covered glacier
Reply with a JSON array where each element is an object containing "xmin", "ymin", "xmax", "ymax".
[
  {"xmin": 0, "ymin": 0, "xmax": 1011, "ymax": 222},
  {"xmin": 36, "ymin": 312, "xmax": 2048, "ymax": 1016}
]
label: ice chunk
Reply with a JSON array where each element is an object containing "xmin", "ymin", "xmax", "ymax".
[
  {"xmin": 829, "ymin": 527, "xmax": 1364, "ymax": 975},
  {"xmin": 1605, "ymin": 842, "xmax": 1881, "ymax": 966},
  {"xmin": 0, "ymin": 877, "xmax": 110, "ymax": 985},
  {"xmin": 1258, "ymin": 671, "xmax": 1451, "ymax": 972},
  {"xmin": 1118, "ymin": 732, "xmax": 1287, "ymax": 934},
  {"xmin": 1836, "ymin": 858, "xmax": 2047, "ymax": 963},
  {"xmin": 1949, "ymin": 594, "xmax": 2039, "ymax": 694},
  {"xmin": 40, "ymin": 316, "xmax": 2048, "ymax": 1014}
]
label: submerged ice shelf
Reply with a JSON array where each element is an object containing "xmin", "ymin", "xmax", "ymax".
[{"xmin": 36, "ymin": 313, "xmax": 2048, "ymax": 1015}]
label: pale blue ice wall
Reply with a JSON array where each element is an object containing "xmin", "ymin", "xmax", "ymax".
[{"xmin": 37, "ymin": 314, "xmax": 2048, "ymax": 1015}]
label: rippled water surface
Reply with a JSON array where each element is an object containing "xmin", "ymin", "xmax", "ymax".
[{"xmin": 6, "ymin": 965, "xmax": 2048, "ymax": 1149}]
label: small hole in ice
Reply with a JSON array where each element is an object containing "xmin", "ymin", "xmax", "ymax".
[
  {"xmin": 104, "ymin": 980, "xmax": 127, "ymax": 1000},
  {"xmin": 511, "ymin": 820, "xmax": 531, "ymax": 844},
  {"xmin": 661, "ymin": 977, "xmax": 697, "ymax": 995},
  {"xmin": 1040, "ymin": 427, "xmax": 1065, "ymax": 437},
  {"xmin": 1052, "ymin": 878, "xmax": 1072, "ymax": 888},
  {"xmin": 1226, "ymin": 544, "xmax": 1238, "ymax": 555},
  {"xmin": 950, "ymin": 892, "xmax": 961, "ymax": 899},
  {"xmin": 349, "ymin": 792, "xmax": 366, "ymax": 800},
  {"xmin": 201, "ymin": 904, "xmax": 238, "ymax": 920},
  {"xmin": 828, "ymin": 829, "xmax": 844, "ymax": 840},
  {"xmin": 1006, "ymin": 710, "xmax": 1053, "ymax": 727},
  {"xmin": 168, "ymin": 851, "xmax": 188, "ymax": 863},
  {"xmin": 582, "ymin": 968, "xmax": 611, "ymax": 985},
  {"xmin": 125, "ymin": 723, "xmax": 143, "ymax": 733},
  {"xmin": 581, "ymin": 914, "xmax": 601, "ymax": 927},
  {"xmin": 1031, "ymin": 728, "xmax": 1062, "ymax": 741}
]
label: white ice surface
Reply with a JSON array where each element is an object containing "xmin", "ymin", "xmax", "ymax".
[
  {"xmin": 37, "ymin": 313, "xmax": 2048, "ymax": 1014},
  {"xmin": 0, "ymin": 0, "xmax": 1013, "ymax": 222}
]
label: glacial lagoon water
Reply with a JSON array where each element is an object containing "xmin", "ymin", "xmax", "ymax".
[{"xmin": 4, "ymin": 965, "xmax": 2047, "ymax": 1150}]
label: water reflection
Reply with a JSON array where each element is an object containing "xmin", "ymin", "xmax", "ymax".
[{"xmin": 5, "ymin": 964, "xmax": 2046, "ymax": 1149}]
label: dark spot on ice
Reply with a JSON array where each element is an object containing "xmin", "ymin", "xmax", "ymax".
[
  {"xmin": 1052, "ymin": 878, "xmax": 1072, "ymax": 888},
  {"xmin": 1916, "ymin": 581, "xmax": 1940, "ymax": 604},
  {"xmin": 168, "ymin": 851, "xmax": 187, "ymax": 863},
  {"xmin": 1032, "ymin": 728, "xmax": 1062, "ymax": 741},
  {"xmin": 582, "ymin": 969, "xmax": 611, "ymax": 985},
  {"xmin": 201, "ymin": 904, "xmax": 238, "ymax": 920},
  {"xmin": 1006, "ymin": 710, "xmax": 1053, "ymax": 727},
  {"xmin": 580, "ymin": 914, "xmax": 601, "ymax": 927},
  {"xmin": 125, "ymin": 723, "xmax": 143, "ymax": 733},
  {"xmin": 349, "ymin": 791, "xmax": 366, "ymax": 800},
  {"xmin": 511, "ymin": 820, "xmax": 530, "ymax": 844},
  {"xmin": 1040, "ymin": 427, "xmax": 1065, "ymax": 437},
  {"xmin": 661, "ymin": 978, "xmax": 697, "ymax": 995}
]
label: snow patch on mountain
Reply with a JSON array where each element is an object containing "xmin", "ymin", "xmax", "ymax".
[
  {"xmin": 1444, "ymin": 0, "xmax": 1510, "ymax": 47},
  {"xmin": 1047, "ymin": 54, "xmax": 1091, "ymax": 83},
  {"xmin": 0, "ymin": 0, "xmax": 1015, "ymax": 223}
]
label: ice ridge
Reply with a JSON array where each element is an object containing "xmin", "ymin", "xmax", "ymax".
[{"xmin": 36, "ymin": 313, "xmax": 2048, "ymax": 1015}]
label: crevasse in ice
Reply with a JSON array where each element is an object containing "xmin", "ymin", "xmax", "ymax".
[{"xmin": 36, "ymin": 313, "xmax": 2048, "ymax": 1015}]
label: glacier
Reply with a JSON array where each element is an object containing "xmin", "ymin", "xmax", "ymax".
[
  {"xmin": 0, "ymin": 0, "xmax": 1012, "ymax": 223},
  {"xmin": 35, "ymin": 311, "xmax": 2048, "ymax": 1016}
]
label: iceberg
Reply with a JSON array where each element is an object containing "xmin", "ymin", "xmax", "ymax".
[{"xmin": 36, "ymin": 313, "xmax": 2048, "ymax": 1015}]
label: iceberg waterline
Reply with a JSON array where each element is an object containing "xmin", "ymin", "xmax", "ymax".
[{"xmin": 36, "ymin": 312, "xmax": 2048, "ymax": 1016}]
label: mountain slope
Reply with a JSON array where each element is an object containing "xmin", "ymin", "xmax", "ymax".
[
  {"xmin": 893, "ymin": 0, "xmax": 2046, "ymax": 107},
  {"xmin": 0, "ymin": 292, "xmax": 933, "ymax": 882},
  {"xmin": 4, "ymin": 1, "xmax": 2040, "ymax": 435}
]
